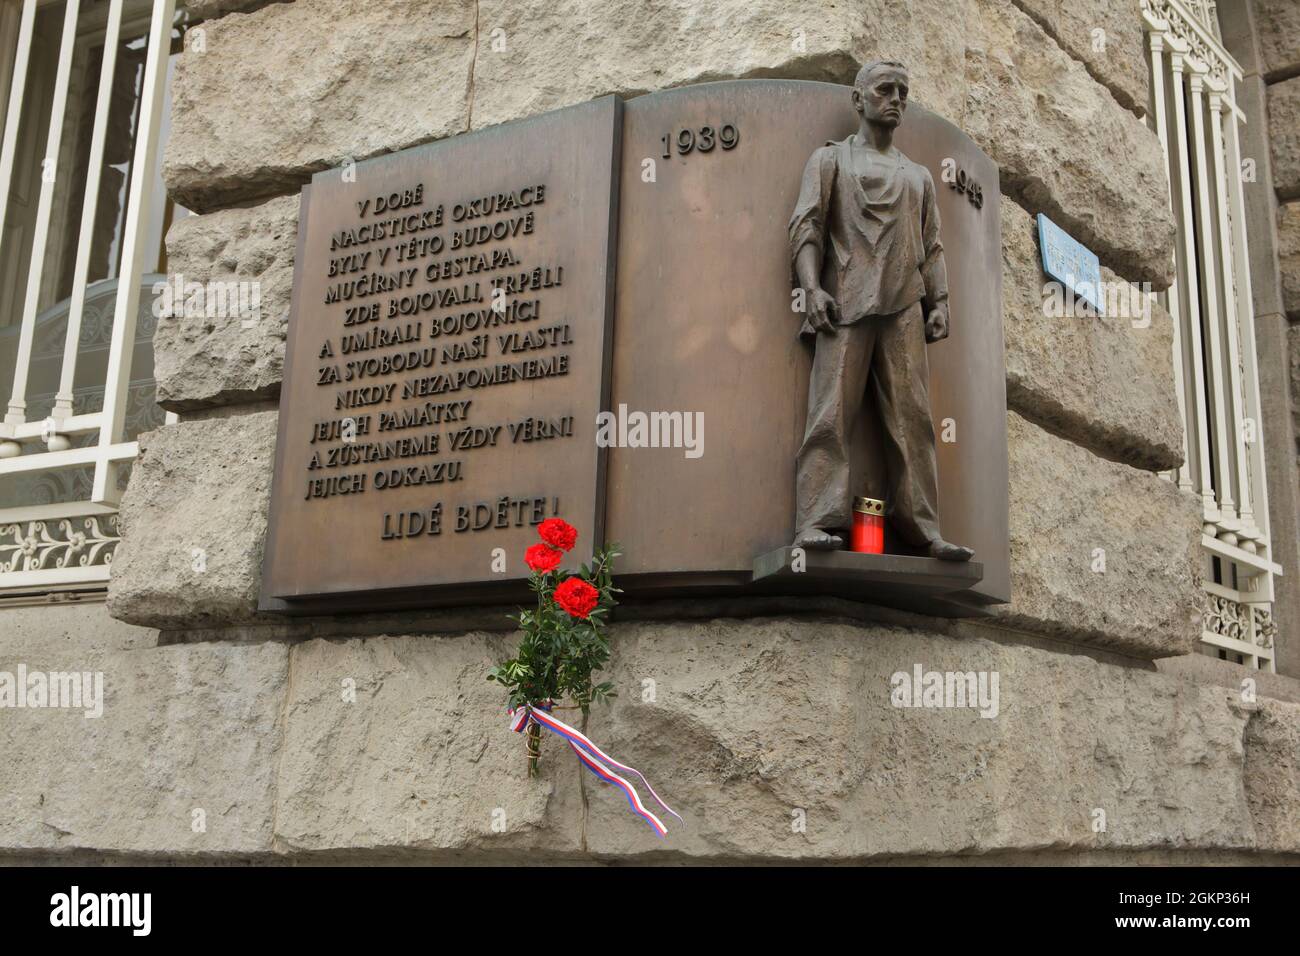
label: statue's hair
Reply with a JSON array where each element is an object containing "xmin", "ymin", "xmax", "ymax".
[{"xmin": 854, "ymin": 60, "xmax": 908, "ymax": 88}]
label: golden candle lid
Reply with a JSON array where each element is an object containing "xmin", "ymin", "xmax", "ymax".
[{"xmin": 853, "ymin": 496, "xmax": 885, "ymax": 515}]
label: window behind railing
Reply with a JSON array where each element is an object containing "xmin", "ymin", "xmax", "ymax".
[
  {"xmin": 0, "ymin": 0, "xmax": 183, "ymax": 599},
  {"xmin": 1143, "ymin": 0, "xmax": 1279, "ymax": 671}
]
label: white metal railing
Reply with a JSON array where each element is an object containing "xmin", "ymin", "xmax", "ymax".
[
  {"xmin": 0, "ymin": 0, "xmax": 177, "ymax": 595},
  {"xmin": 1143, "ymin": 0, "xmax": 1279, "ymax": 671}
]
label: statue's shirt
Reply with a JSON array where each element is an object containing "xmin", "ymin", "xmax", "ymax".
[{"xmin": 789, "ymin": 135, "xmax": 948, "ymax": 335}]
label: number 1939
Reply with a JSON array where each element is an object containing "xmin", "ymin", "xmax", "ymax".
[{"xmin": 661, "ymin": 124, "xmax": 740, "ymax": 158}]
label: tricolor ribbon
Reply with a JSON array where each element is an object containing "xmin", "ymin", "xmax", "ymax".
[{"xmin": 509, "ymin": 702, "xmax": 682, "ymax": 837}]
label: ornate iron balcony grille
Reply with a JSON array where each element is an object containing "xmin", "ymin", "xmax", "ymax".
[
  {"xmin": 0, "ymin": 0, "xmax": 180, "ymax": 599},
  {"xmin": 1143, "ymin": 0, "xmax": 1279, "ymax": 671}
]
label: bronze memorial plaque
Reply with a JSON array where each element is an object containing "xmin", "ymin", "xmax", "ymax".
[
  {"xmin": 261, "ymin": 97, "xmax": 622, "ymax": 609},
  {"xmin": 263, "ymin": 76, "xmax": 1009, "ymax": 614},
  {"xmin": 607, "ymin": 80, "xmax": 1009, "ymax": 607}
]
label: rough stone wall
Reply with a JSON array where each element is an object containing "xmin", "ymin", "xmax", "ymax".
[
  {"xmin": 4, "ymin": 606, "xmax": 1299, "ymax": 862},
  {"xmin": 153, "ymin": 197, "xmax": 298, "ymax": 411},
  {"xmin": 1272, "ymin": 72, "xmax": 1300, "ymax": 471},
  {"xmin": 3, "ymin": 0, "xmax": 1285, "ymax": 861},
  {"xmin": 1265, "ymin": 9, "xmax": 1300, "ymax": 680},
  {"xmin": 1253, "ymin": 0, "xmax": 1300, "ymax": 84},
  {"xmin": 120, "ymin": 0, "xmax": 1198, "ymax": 660}
]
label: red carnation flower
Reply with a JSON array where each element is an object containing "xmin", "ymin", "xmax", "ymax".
[
  {"xmin": 553, "ymin": 577, "xmax": 600, "ymax": 619},
  {"xmin": 525, "ymin": 543, "xmax": 562, "ymax": 573},
  {"xmin": 538, "ymin": 518, "xmax": 578, "ymax": 552}
]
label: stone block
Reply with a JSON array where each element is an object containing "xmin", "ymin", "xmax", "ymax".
[
  {"xmin": 1270, "ymin": 76, "xmax": 1300, "ymax": 202},
  {"xmin": 1, "ymin": 601, "xmax": 156, "ymax": 658},
  {"xmin": 164, "ymin": 0, "xmax": 475, "ymax": 212},
  {"xmin": 996, "ymin": 411, "xmax": 1203, "ymax": 658},
  {"xmin": 1243, "ymin": 698, "xmax": 1300, "ymax": 852},
  {"xmin": 187, "ymin": 0, "xmax": 271, "ymax": 20},
  {"xmin": 1010, "ymin": 0, "xmax": 1149, "ymax": 115},
  {"xmin": 577, "ymin": 618, "xmax": 1255, "ymax": 858},
  {"xmin": 964, "ymin": 0, "xmax": 1175, "ymax": 289},
  {"xmin": 470, "ymin": 0, "xmax": 972, "ymax": 129},
  {"xmin": 1278, "ymin": 201, "xmax": 1300, "ymax": 321},
  {"xmin": 274, "ymin": 633, "xmax": 585, "ymax": 855},
  {"xmin": 0, "ymin": 640, "xmax": 287, "ymax": 855},
  {"xmin": 1256, "ymin": 0, "xmax": 1300, "ymax": 82},
  {"xmin": 154, "ymin": 195, "xmax": 299, "ymax": 412},
  {"xmin": 1290, "ymin": 323, "xmax": 1300, "ymax": 452},
  {"xmin": 106, "ymin": 412, "xmax": 279, "ymax": 630}
]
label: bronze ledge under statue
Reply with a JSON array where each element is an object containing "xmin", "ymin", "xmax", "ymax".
[{"xmin": 790, "ymin": 59, "xmax": 974, "ymax": 562}]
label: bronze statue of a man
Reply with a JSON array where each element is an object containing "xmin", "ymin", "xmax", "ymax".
[{"xmin": 789, "ymin": 60, "xmax": 973, "ymax": 561}]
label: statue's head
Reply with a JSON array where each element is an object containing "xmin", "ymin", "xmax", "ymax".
[{"xmin": 852, "ymin": 60, "xmax": 909, "ymax": 129}]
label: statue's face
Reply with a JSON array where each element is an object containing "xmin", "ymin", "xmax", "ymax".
[{"xmin": 853, "ymin": 66, "xmax": 909, "ymax": 128}]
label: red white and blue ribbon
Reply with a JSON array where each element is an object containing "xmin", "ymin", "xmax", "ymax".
[{"xmin": 510, "ymin": 703, "xmax": 682, "ymax": 837}]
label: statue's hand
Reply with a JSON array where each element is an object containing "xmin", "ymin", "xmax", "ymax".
[
  {"xmin": 924, "ymin": 303, "xmax": 950, "ymax": 343},
  {"xmin": 805, "ymin": 288, "xmax": 838, "ymax": 334}
]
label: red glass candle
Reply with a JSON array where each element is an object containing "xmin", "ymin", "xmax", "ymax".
[{"xmin": 851, "ymin": 496, "xmax": 885, "ymax": 554}]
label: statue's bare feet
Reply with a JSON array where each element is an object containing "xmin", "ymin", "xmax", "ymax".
[
  {"xmin": 928, "ymin": 538, "xmax": 974, "ymax": 561},
  {"xmin": 794, "ymin": 527, "xmax": 844, "ymax": 550}
]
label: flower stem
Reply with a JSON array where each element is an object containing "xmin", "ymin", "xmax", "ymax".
[{"xmin": 526, "ymin": 721, "xmax": 541, "ymax": 778}]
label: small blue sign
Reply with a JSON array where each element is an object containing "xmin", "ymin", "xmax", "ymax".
[{"xmin": 1037, "ymin": 213, "xmax": 1104, "ymax": 315}]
